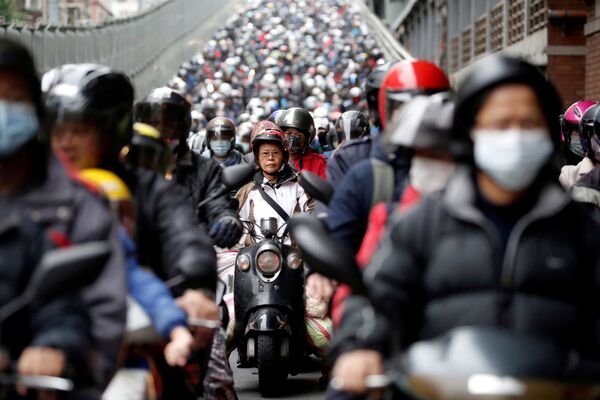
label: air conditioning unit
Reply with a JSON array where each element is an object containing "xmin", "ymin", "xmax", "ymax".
[{"xmin": 25, "ymin": 0, "xmax": 43, "ymax": 11}]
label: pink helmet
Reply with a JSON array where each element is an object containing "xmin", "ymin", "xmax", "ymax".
[{"xmin": 561, "ymin": 100, "xmax": 597, "ymax": 157}]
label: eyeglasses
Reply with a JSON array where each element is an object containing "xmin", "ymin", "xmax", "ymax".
[{"xmin": 259, "ymin": 151, "xmax": 283, "ymax": 159}]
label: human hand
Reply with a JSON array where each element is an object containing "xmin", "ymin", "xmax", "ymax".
[
  {"xmin": 17, "ymin": 347, "xmax": 66, "ymax": 398},
  {"xmin": 306, "ymin": 273, "xmax": 335, "ymax": 301},
  {"xmin": 330, "ymin": 350, "xmax": 383, "ymax": 394},
  {"xmin": 164, "ymin": 326, "xmax": 194, "ymax": 367},
  {"xmin": 176, "ymin": 289, "xmax": 219, "ymax": 348},
  {"xmin": 209, "ymin": 215, "xmax": 242, "ymax": 248}
]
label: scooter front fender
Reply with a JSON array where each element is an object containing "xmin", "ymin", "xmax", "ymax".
[{"xmin": 245, "ymin": 307, "xmax": 292, "ymax": 336}]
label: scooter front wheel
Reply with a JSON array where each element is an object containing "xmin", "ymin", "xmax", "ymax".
[{"xmin": 257, "ymin": 334, "xmax": 288, "ymax": 397}]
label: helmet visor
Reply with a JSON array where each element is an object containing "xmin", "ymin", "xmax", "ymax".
[{"xmin": 135, "ymin": 103, "xmax": 189, "ymax": 141}]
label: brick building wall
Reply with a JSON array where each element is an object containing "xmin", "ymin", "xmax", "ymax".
[
  {"xmin": 586, "ymin": 0, "xmax": 600, "ymax": 100},
  {"xmin": 546, "ymin": 0, "xmax": 587, "ymax": 107}
]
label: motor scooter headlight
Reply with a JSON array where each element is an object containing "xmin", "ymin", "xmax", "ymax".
[
  {"xmin": 257, "ymin": 250, "xmax": 281, "ymax": 275},
  {"xmin": 237, "ymin": 254, "xmax": 251, "ymax": 272},
  {"xmin": 286, "ymin": 252, "xmax": 302, "ymax": 270}
]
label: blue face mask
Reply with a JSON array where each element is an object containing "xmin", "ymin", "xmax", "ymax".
[
  {"xmin": 0, "ymin": 101, "xmax": 39, "ymax": 158},
  {"xmin": 211, "ymin": 139, "xmax": 232, "ymax": 157}
]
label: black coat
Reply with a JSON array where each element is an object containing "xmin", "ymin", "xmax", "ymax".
[
  {"xmin": 173, "ymin": 150, "xmax": 238, "ymax": 228},
  {"xmin": 9, "ymin": 150, "xmax": 126, "ymax": 387},
  {"xmin": 123, "ymin": 166, "xmax": 217, "ymax": 292},
  {"xmin": 0, "ymin": 205, "xmax": 90, "ymax": 378},
  {"xmin": 334, "ymin": 168, "xmax": 600, "ymax": 359}
]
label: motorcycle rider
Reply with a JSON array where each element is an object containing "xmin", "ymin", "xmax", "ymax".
[
  {"xmin": 277, "ymin": 107, "xmax": 327, "ymax": 179},
  {"xmin": 205, "ymin": 117, "xmax": 248, "ymax": 167},
  {"xmin": 234, "ymin": 122, "xmax": 331, "ymax": 354},
  {"xmin": 325, "ymin": 60, "xmax": 450, "ymax": 256},
  {"xmin": 236, "ymin": 121, "xmax": 314, "ymax": 244},
  {"xmin": 328, "ymin": 111, "xmax": 371, "ymax": 151},
  {"xmin": 326, "ymin": 60, "xmax": 448, "ymax": 188},
  {"xmin": 0, "ymin": 40, "xmax": 126, "ymax": 390},
  {"xmin": 559, "ymin": 102, "xmax": 600, "ymax": 189},
  {"xmin": 134, "ymin": 87, "xmax": 243, "ymax": 249},
  {"xmin": 329, "ymin": 55, "xmax": 600, "ymax": 397},
  {"xmin": 80, "ymin": 168, "xmax": 194, "ymax": 368},
  {"xmin": 559, "ymin": 100, "xmax": 597, "ymax": 167},
  {"xmin": 43, "ymin": 64, "xmax": 222, "ymax": 397},
  {"xmin": 333, "ymin": 93, "xmax": 456, "ymax": 328}
]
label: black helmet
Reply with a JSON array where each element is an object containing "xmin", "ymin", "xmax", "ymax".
[
  {"xmin": 126, "ymin": 122, "xmax": 168, "ymax": 172},
  {"xmin": 453, "ymin": 55, "xmax": 562, "ymax": 158},
  {"xmin": 205, "ymin": 117, "xmax": 236, "ymax": 155},
  {"xmin": 42, "ymin": 63, "xmax": 134, "ymax": 156},
  {"xmin": 384, "ymin": 92, "xmax": 454, "ymax": 153},
  {"xmin": 277, "ymin": 107, "xmax": 316, "ymax": 144},
  {"xmin": 0, "ymin": 39, "xmax": 42, "ymax": 118},
  {"xmin": 334, "ymin": 111, "xmax": 370, "ymax": 144},
  {"xmin": 581, "ymin": 103, "xmax": 600, "ymax": 162},
  {"xmin": 365, "ymin": 61, "xmax": 395, "ymax": 125},
  {"xmin": 134, "ymin": 87, "xmax": 191, "ymax": 145}
]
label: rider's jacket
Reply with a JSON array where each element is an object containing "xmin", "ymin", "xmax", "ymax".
[
  {"xmin": 332, "ymin": 167, "xmax": 600, "ymax": 360},
  {"xmin": 173, "ymin": 148, "xmax": 239, "ymax": 228},
  {"xmin": 290, "ymin": 149, "xmax": 327, "ymax": 180},
  {"xmin": 236, "ymin": 164, "xmax": 314, "ymax": 246},
  {"xmin": 121, "ymin": 165, "xmax": 217, "ymax": 292},
  {"xmin": 327, "ymin": 136, "xmax": 373, "ymax": 188},
  {"xmin": 0, "ymin": 205, "xmax": 91, "ymax": 382},
  {"xmin": 8, "ymin": 148, "xmax": 126, "ymax": 387}
]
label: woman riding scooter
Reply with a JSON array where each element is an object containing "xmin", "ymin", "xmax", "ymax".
[{"xmin": 236, "ymin": 121, "xmax": 314, "ymax": 244}]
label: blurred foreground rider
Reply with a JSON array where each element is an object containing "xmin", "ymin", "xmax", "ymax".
[
  {"xmin": 134, "ymin": 88, "xmax": 243, "ymax": 249},
  {"xmin": 0, "ymin": 40, "xmax": 126, "ymax": 389},
  {"xmin": 329, "ymin": 55, "xmax": 600, "ymax": 398},
  {"xmin": 326, "ymin": 62, "xmax": 450, "ymax": 255},
  {"xmin": 278, "ymin": 107, "xmax": 327, "ymax": 179},
  {"xmin": 0, "ymin": 205, "xmax": 93, "ymax": 398},
  {"xmin": 326, "ymin": 60, "xmax": 449, "ymax": 188},
  {"xmin": 43, "ymin": 64, "xmax": 222, "ymax": 397}
]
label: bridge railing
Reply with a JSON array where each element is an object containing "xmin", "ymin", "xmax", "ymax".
[{"xmin": 0, "ymin": 0, "xmax": 237, "ymax": 98}]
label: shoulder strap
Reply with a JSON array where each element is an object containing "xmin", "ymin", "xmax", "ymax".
[
  {"xmin": 254, "ymin": 175, "xmax": 291, "ymax": 222},
  {"xmin": 370, "ymin": 158, "xmax": 395, "ymax": 209}
]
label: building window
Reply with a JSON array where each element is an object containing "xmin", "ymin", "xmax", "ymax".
[
  {"xmin": 528, "ymin": 0, "xmax": 547, "ymax": 34},
  {"xmin": 474, "ymin": 14, "xmax": 487, "ymax": 57},
  {"xmin": 508, "ymin": 0, "xmax": 525, "ymax": 45},
  {"xmin": 450, "ymin": 35, "xmax": 459, "ymax": 72},
  {"xmin": 490, "ymin": 1, "xmax": 504, "ymax": 52},
  {"xmin": 461, "ymin": 26, "xmax": 472, "ymax": 66}
]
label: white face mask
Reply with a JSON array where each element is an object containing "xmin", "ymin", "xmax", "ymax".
[
  {"xmin": 409, "ymin": 156, "xmax": 455, "ymax": 195},
  {"xmin": 472, "ymin": 128, "xmax": 553, "ymax": 191}
]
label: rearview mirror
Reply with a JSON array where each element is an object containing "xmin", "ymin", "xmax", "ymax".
[
  {"xmin": 299, "ymin": 171, "xmax": 334, "ymax": 205},
  {"xmin": 27, "ymin": 241, "xmax": 110, "ymax": 302},
  {"xmin": 289, "ymin": 215, "xmax": 365, "ymax": 294},
  {"xmin": 222, "ymin": 164, "xmax": 256, "ymax": 190}
]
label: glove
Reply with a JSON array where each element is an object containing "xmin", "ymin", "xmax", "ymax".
[{"xmin": 209, "ymin": 215, "xmax": 243, "ymax": 248}]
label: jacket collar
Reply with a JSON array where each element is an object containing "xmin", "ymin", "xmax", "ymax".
[{"xmin": 442, "ymin": 166, "xmax": 571, "ymax": 225}]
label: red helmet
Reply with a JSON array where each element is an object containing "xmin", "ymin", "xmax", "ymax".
[
  {"xmin": 251, "ymin": 121, "xmax": 288, "ymax": 162},
  {"xmin": 378, "ymin": 60, "xmax": 450, "ymax": 129}
]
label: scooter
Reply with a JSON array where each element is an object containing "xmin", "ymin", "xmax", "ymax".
[
  {"xmin": 233, "ymin": 217, "xmax": 306, "ymax": 397},
  {"xmin": 0, "ymin": 241, "xmax": 110, "ymax": 399},
  {"xmin": 290, "ymin": 215, "xmax": 600, "ymax": 400}
]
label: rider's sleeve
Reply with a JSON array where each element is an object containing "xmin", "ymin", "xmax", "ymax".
[{"xmin": 329, "ymin": 205, "xmax": 426, "ymax": 360}]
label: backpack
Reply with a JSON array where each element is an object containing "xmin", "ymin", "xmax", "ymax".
[{"xmin": 370, "ymin": 158, "xmax": 395, "ymax": 209}]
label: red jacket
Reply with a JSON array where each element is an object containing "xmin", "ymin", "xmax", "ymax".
[
  {"xmin": 332, "ymin": 184, "xmax": 421, "ymax": 327},
  {"xmin": 291, "ymin": 150, "xmax": 327, "ymax": 179}
]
